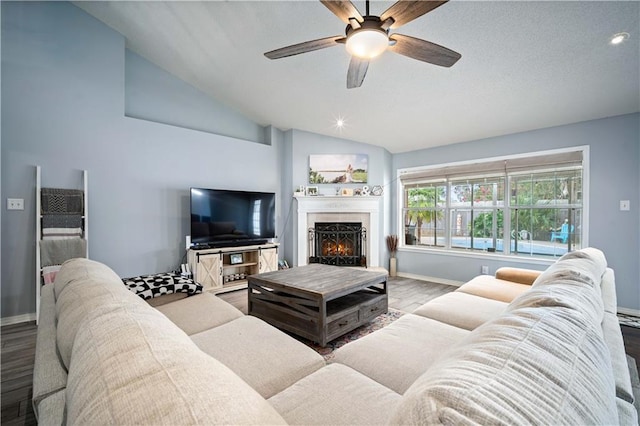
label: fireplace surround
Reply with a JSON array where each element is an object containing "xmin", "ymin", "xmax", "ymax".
[{"xmin": 294, "ymin": 196, "xmax": 381, "ymax": 267}]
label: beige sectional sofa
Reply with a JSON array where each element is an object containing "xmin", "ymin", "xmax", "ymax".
[{"xmin": 33, "ymin": 247, "xmax": 638, "ymax": 425}]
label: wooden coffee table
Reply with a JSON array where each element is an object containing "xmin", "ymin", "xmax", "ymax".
[{"xmin": 248, "ymin": 264, "xmax": 388, "ymax": 346}]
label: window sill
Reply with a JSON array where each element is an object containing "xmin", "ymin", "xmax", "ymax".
[{"xmin": 398, "ymin": 245, "xmax": 558, "ymax": 266}]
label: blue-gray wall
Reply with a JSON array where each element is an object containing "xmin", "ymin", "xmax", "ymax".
[
  {"xmin": 0, "ymin": 1, "xmax": 281, "ymax": 318},
  {"xmin": 392, "ymin": 113, "xmax": 640, "ymax": 311},
  {"xmin": 125, "ymin": 49, "xmax": 267, "ymax": 144}
]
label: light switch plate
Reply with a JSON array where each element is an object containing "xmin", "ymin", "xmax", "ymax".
[
  {"xmin": 620, "ymin": 200, "xmax": 630, "ymax": 211},
  {"xmin": 7, "ymin": 198, "xmax": 24, "ymax": 210}
]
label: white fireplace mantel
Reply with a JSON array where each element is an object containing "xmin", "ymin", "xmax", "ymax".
[{"xmin": 294, "ymin": 196, "xmax": 381, "ymax": 267}]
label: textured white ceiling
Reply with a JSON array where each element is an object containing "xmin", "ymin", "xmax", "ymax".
[{"xmin": 75, "ymin": 1, "xmax": 639, "ymax": 153}]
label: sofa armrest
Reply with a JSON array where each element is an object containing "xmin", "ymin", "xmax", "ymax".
[
  {"xmin": 32, "ymin": 284, "xmax": 68, "ymax": 420},
  {"xmin": 495, "ymin": 267, "xmax": 541, "ymax": 286}
]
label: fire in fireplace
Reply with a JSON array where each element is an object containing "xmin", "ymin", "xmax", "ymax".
[{"xmin": 309, "ymin": 222, "xmax": 366, "ymax": 267}]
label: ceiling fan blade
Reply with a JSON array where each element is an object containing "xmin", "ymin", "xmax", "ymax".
[
  {"xmin": 389, "ymin": 34, "xmax": 461, "ymax": 67},
  {"xmin": 380, "ymin": 1, "xmax": 448, "ymax": 29},
  {"xmin": 347, "ymin": 56, "xmax": 369, "ymax": 89},
  {"xmin": 320, "ymin": 0, "xmax": 363, "ymax": 24},
  {"xmin": 264, "ymin": 36, "xmax": 345, "ymax": 59}
]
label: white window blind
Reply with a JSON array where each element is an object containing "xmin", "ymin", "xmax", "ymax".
[{"xmin": 399, "ymin": 151, "xmax": 583, "ymax": 184}]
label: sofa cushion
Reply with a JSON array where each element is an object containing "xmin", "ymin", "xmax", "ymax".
[
  {"xmin": 332, "ymin": 314, "xmax": 469, "ymax": 394},
  {"xmin": 412, "ymin": 291, "xmax": 507, "ymax": 330},
  {"xmin": 53, "ymin": 258, "xmax": 122, "ymax": 299},
  {"xmin": 616, "ymin": 397, "xmax": 639, "ymax": 426},
  {"xmin": 56, "ymin": 262, "xmax": 144, "ymax": 369},
  {"xmin": 507, "ymin": 278, "xmax": 605, "ymax": 327},
  {"xmin": 32, "ymin": 284, "xmax": 67, "ymax": 417},
  {"xmin": 509, "ymin": 248, "xmax": 607, "ymax": 326},
  {"xmin": 601, "ymin": 268, "xmax": 617, "ymax": 314},
  {"xmin": 456, "ymin": 274, "xmax": 531, "ymax": 303},
  {"xmin": 269, "ymin": 363, "xmax": 401, "ymax": 425},
  {"xmin": 390, "ymin": 306, "xmax": 618, "ymax": 425},
  {"xmin": 530, "ymin": 247, "xmax": 607, "ymax": 294},
  {"xmin": 191, "ymin": 315, "xmax": 325, "ymax": 398},
  {"xmin": 66, "ymin": 301, "xmax": 287, "ymax": 425},
  {"xmin": 155, "ymin": 292, "xmax": 243, "ymax": 335},
  {"xmin": 35, "ymin": 390, "xmax": 65, "ymax": 425},
  {"xmin": 603, "ymin": 312, "xmax": 634, "ymax": 403}
]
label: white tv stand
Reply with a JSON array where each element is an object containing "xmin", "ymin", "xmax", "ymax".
[{"xmin": 187, "ymin": 243, "xmax": 278, "ymax": 294}]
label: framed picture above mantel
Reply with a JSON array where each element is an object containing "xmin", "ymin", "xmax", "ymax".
[{"xmin": 309, "ymin": 154, "xmax": 368, "ymax": 184}]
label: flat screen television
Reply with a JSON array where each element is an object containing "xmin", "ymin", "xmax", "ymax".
[{"xmin": 190, "ymin": 188, "xmax": 276, "ymax": 248}]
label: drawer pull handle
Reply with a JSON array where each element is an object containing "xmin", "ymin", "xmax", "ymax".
[
  {"xmin": 370, "ymin": 307, "xmax": 379, "ymax": 312},
  {"xmin": 339, "ymin": 321, "xmax": 349, "ymax": 327}
]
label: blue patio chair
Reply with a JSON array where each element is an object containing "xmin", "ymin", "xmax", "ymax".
[{"xmin": 550, "ymin": 221, "xmax": 573, "ymax": 243}]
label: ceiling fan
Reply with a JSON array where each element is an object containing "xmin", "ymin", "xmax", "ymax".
[{"xmin": 264, "ymin": 0, "xmax": 461, "ymax": 89}]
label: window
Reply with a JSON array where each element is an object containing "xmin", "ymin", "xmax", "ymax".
[{"xmin": 399, "ymin": 148, "xmax": 586, "ymax": 258}]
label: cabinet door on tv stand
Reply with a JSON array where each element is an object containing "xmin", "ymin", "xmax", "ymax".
[
  {"xmin": 258, "ymin": 246, "xmax": 278, "ymax": 274},
  {"xmin": 195, "ymin": 252, "xmax": 223, "ymax": 290}
]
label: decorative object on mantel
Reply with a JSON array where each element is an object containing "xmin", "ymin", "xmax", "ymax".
[
  {"xmin": 294, "ymin": 185, "xmax": 306, "ymax": 196},
  {"xmin": 309, "ymin": 154, "xmax": 368, "ymax": 184},
  {"xmin": 361, "ymin": 185, "xmax": 370, "ymax": 196},
  {"xmin": 386, "ymin": 234, "xmax": 398, "ymax": 277},
  {"xmin": 341, "ymin": 188, "xmax": 354, "ymax": 196},
  {"xmin": 306, "ymin": 186, "xmax": 319, "ymax": 196},
  {"xmin": 371, "ymin": 185, "xmax": 383, "ymax": 196}
]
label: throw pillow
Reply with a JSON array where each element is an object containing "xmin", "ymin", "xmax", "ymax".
[{"xmin": 122, "ymin": 272, "xmax": 202, "ymax": 300}]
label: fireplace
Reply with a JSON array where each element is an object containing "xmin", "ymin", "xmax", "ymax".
[
  {"xmin": 295, "ymin": 196, "xmax": 381, "ymax": 268},
  {"xmin": 309, "ymin": 222, "xmax": 367, "ymax": 267}
]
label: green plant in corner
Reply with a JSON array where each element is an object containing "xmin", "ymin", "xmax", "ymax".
[{"xmin": 386, "ymin": 235, "xmax": 398, "ymax": 258}]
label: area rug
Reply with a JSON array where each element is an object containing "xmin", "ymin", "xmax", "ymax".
[
  {"xmin": 296, "ymin": 308, "xmax": 405, "ymax": 361},
  {"xmin": 618, "ymin": 313, "xmax": 640, "ymax": 329}
]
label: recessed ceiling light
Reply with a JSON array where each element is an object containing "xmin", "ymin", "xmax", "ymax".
[
  {"xmin": 332, "ymin": 115, "xmax": 348, "ymax": 132},
  {"xmin": 610, "ymin": 32, "xmax": 630, "ymax": 45}
]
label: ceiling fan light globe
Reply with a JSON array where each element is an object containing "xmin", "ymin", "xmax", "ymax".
[{"xmin": 346, "ymin": 29, "xmax": 388, "ymax": 59}]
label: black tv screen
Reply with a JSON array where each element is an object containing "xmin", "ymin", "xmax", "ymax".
[{"xmin": 190, "ymin": 188, "xmax": 276, "ymax": 247}]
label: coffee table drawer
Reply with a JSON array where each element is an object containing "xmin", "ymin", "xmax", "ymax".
[
  {"xmin": 327, "ymin": 310, "xmax": 359, "ymax": 339},
  {"xmin": 360, "ymin": 296, "xmax": 387, "ymax": 322}
]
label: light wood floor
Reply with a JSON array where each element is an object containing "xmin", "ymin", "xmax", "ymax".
[{"xmin": 2, "ymin": 277, "xmax": 639, "ymax": 425}]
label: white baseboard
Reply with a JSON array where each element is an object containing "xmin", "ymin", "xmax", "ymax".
[
  {"xmin": 617, "ymin": 307, "xmax": 640, "ymax": 317},
  {"xmin": 396, "ymin": 272, "xmax": 464, "ymax": 287},
  {"xmin": 1, "ymin": 313, "xmax": 37, "ymax": 326}
]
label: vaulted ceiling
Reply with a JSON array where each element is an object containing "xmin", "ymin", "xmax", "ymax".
[{"xmin": 75, "ymin": 1, "xmax": 639, "ymax": 153}]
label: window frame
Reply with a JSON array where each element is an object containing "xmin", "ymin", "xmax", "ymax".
[{"xmin": 396, "ymin": 146, "xmax": 590, "ymax": 262}]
